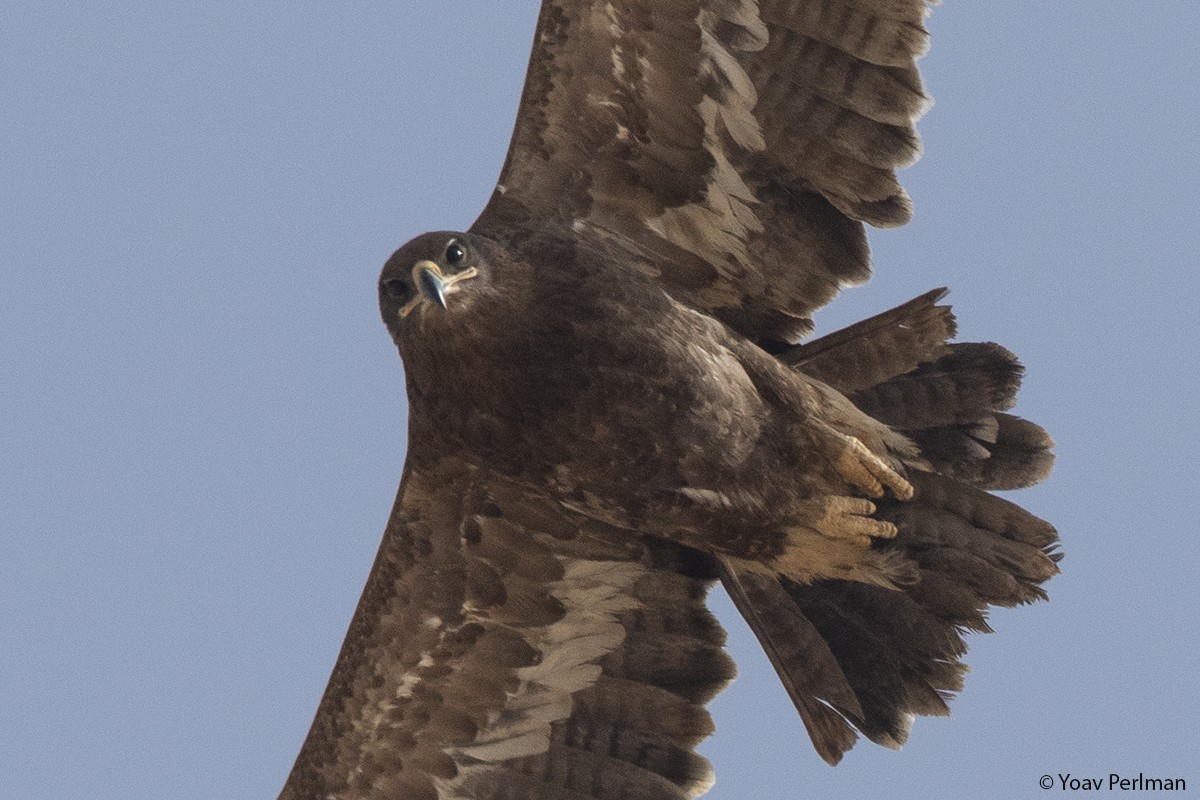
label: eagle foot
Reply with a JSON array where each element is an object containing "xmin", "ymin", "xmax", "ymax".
[
  {"xmin": 768, "ymin": 496, "xmax": 900, "ymax": 583},
  {"xmin": 803, "ymin": 496, "xmax": 896, "ymax": 545},
  {"xmin": 833, "ymin": 433, "xmax": 913, "ymax": 501}
]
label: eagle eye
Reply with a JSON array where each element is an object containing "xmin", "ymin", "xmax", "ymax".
[
  {"xmin": 445, "ymin": 241, "xmax": 465, "ymax": 266},
  {"xmin": 381, "ymin": 278, "xmax": 410, "ymax": 301}
]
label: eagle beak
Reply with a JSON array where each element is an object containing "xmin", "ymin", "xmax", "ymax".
[
  {"xmin": 413, "ymin": 260, "xmax": 448, "ymax": 309},
  {"xmin": 401, "ymin": 259, "xmax": 480, "ymax": 317}
]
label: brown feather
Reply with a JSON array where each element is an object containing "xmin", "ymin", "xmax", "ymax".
[
  {"xmin": 475, "ymin": 0, "xmax": 934, "ymax": 343},
  {"xmin": 910, "ymin": 413, "xmax": 1056, "ymax": 490},
  {"xmin": 720, "ymin": 564, "xmax": 863, "ymax": 764},
  {"xmin": 279, "ymin": 458, "xmax": 733, "ymax": 800},
  {"xmin": 762, "ymin": 0, "xmax": 930, "ymax": 68},
  {"xmin": 853, "ymin": 342, "xmax": 1024, "ymax": 428},
  {"xmin": 573, "ymin": 676, "xmax": 717, "ymax": 747},
  {"xmin": 782, "ymin": 287, "xmax": 954, "ymax": 389},
  {"xmin": 709, "ymin": 288, "xmax": 1056, "ymax": 764}
]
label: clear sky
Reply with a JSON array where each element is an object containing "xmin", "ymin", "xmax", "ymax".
[{"xmin": 3, "ymin": 3, "xmax": 1197, "ymax": 799}]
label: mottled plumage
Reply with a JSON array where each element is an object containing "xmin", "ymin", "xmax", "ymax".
[{"xmin": 278, "ymin": 2, "xmax": 1057, "ymax": 798}]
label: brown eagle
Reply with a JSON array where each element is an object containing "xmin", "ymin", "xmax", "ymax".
[{"xmin": 278, "ymin": 2, "xmax": 1058, "ymax": 798}]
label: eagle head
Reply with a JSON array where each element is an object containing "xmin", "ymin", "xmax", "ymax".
[
  {"xmin": 378, "ymin": 229, "xmax": 535, "ymax": 402},
  {"xmin": 379, "ymin": 231, "xmax": 494, "ymax": 324}
]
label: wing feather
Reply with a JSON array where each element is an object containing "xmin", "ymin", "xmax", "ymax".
[
  {"xmin": 473, "ymin": 0, "xmax": 934, "ymax": 343},
  {"xmin": 278, "ymin": 459, "xmax": 730, "ymax": 800}
]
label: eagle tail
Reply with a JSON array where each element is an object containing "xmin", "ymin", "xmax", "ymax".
[
  {"xmin": 788, "ymin": 288, "xmax": 1055, "ymax": 490},
  {"xmin": 725, "ymin": 290, "xmax": 1059, "ymax": 764},
  {"xmin": 851, "ymin": 341, "xmax": 1055, "ymax": 490}
]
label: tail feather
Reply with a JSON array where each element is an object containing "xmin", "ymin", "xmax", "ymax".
[
  {"xmin": 722, "ymin": 470, "xmax": 1059, "ymax": 763},
  {"xmin": 906, "ymin": 412, "xmax": 1054, "ymax": 490},
  {"xmin": 810, "ymin": 292, "xmax": 1053, "ymax": 491},
  {"xmin": 722, "ymin": 289, "xmax": 1058, "ymax": 765},
  {"xmin": 851, "ymin": 342, "xmax": 1023, "ymax": 428},
  {"xmin": 777, "ymin": 576, "xmax": 967, "ymax": 753},
  {"xmin": 720, "ymin": 566, "xmax": 863, "ymax": 765},
  {"xmin": 782, "ymin": 287, "xmax": 954, "ymax": 393}
]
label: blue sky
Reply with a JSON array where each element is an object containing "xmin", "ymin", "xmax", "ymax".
[{"xmin": 2, "ymin": 3, "xmax": 1197, "ymax": 798}]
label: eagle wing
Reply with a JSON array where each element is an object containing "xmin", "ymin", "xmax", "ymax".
[
  {"xmin": 279, "ymin": 456, "xmax": 733, "ymax": 800},
  {"xmin": 472, "ymin": 0, "xmax": 931, "ymax": 344}
]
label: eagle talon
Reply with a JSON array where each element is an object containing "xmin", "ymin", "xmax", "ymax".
[
  {"xmin": 766, "ymin": 495, "xmax": 902, "ymax": 584},
  {"xmin": 833, "ymin": 433, "xmax": 913, "ymax": 501},
  {"xmin": 806, "ymin": 496, "xmax": 895, "ymax": 544}
]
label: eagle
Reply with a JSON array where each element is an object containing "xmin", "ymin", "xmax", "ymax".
[{"xmin": 278, "ymin": 2, "xmax": 1058, "ymax": 798}]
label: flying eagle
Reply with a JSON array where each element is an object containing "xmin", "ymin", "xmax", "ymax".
[{"xmin": 278, "ymin": 2, "xmax": 1058, "ymax": 798}]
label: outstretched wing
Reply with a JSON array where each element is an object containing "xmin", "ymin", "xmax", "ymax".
[
  {"xmin": 278, "ymin": 456, "xmax": 733, "ymax": 800},
  {"xmin": 472, "ymin": 0, "xmax": 931, "ymax": 344}
]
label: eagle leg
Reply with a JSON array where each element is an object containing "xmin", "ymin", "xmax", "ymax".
[
  {"xmin": 787, "ymin": 496, "xmax": 894, "ymax": 548},
  {"xmin": 662, "ymin": 488, "xmax": 910, "ymax": 588},
  {"xmin": 746, "ymin": 494, "xmax": 914, "ymax": 588},
  {"xmin": 829, "ymin": 431, "xmax": 913, "ymax": 501}
]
